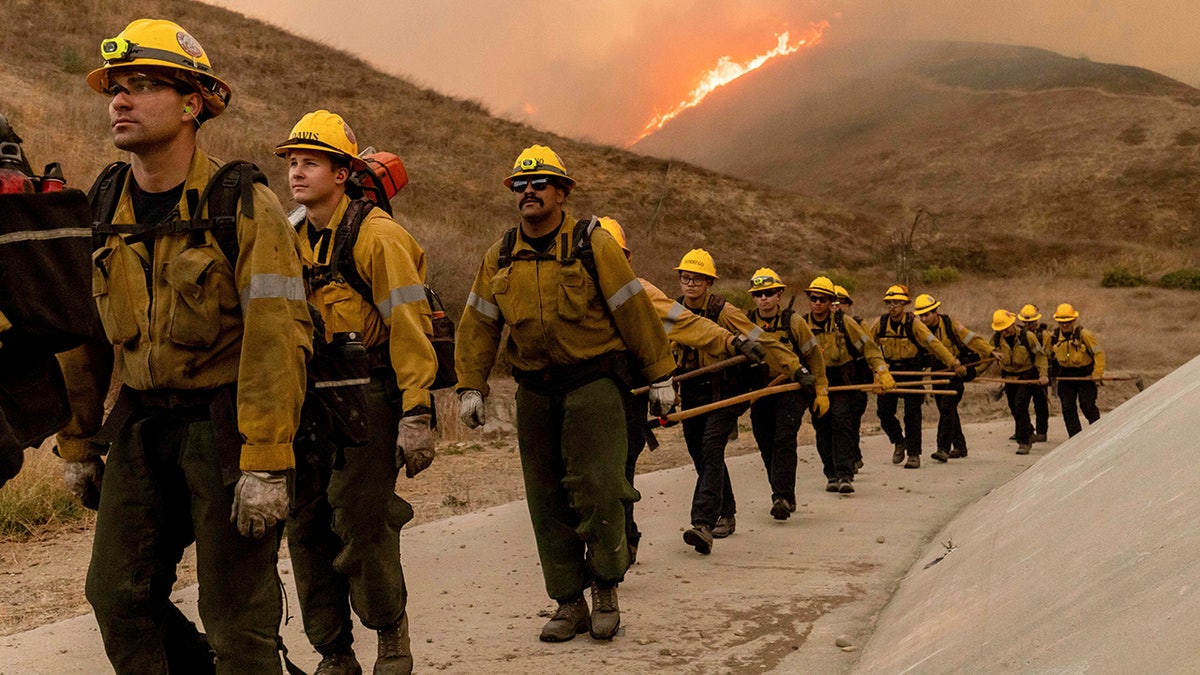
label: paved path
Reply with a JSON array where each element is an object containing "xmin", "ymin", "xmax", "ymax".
[{"xmin": 2, "ymin": 419, "xmax": 1048, "ymax": 674}]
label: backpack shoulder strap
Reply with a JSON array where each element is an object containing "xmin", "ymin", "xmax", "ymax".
[
  {"xmin": 88, "ymin": 161, "xmax": 131, "ymax": 248},
  {"xmin": 327, "ymin": 199, "xmax": 375, "ymax": 302},
  {"xmin": 570, "ymin": 216, "xmax": 600, "ymax": 286},
  {"xmin": 780, "ymin": 307, "xmax": 799, "ymax": 351},
  {"xmin": 194, "ymin": 160, "xmax": 268, "ymax": 268},
  {"xmin": 497, "ymin": 227, "xmax": 519, "ymax": 270},
  {"xmin": 706, "ymin": 293, "xmax": 726, "ymax": 321},
  {"xmin": 835, "ymin": 310, "xmax": 862, "ymax": 360}
]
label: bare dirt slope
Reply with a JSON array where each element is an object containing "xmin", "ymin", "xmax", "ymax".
[{"xmin": 3, "ymin": 414, "xmax": 1055, "ymax": 674}]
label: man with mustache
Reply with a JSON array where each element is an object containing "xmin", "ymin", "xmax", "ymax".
[{"xmin": 455, "ymin": 145, "xmax": 674, "ymax": 643}]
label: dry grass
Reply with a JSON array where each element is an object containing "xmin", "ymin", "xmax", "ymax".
[{"xmin": 0, "ymin": 442, "xmax": 93, "ymax": 540}]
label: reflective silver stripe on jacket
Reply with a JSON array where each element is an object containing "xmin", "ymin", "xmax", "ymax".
[
  {"xmin": 241, "ymin": 273, "xmax": 306, "ymax": 311},
  {"xmin": 377, "ymin": 283, "xmax": 426, "ymax": 321},
  {"xmin": 467, "ymin": 291, "xmax": 500, "ymax": 321},
  {"xmin": 662, "ymin": 302, "xmax": 686, "ymax": 335},
  {"xmin": 313, "ymin": 377, "xmax": 372, "ymax": 388},
  {"xmin": 746, "ymin": 326, "xmax": 764, "ymax": 341},
  {"xmin": 798, "ymin": 335, "xmax": 818, "ymax": 355},
  {"xmin": 606, "ymin": 278, "xmax": 644, "ymax": 312}
]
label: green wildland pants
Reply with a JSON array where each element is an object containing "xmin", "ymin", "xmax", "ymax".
[
  {"xmin": 287, "ymin": 373, "xmax": 411, "ymax": 655},
  {"xmin": 86, "ymin": 404, "xmax": 283, "ymax": 674},
  {"xmin": 516, "ymin": 376, "xmax": 638, "ymax": 601}
]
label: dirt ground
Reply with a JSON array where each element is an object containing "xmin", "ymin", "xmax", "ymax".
[{"xmin": 0, "ymin": 377, "xmax": 1139, "ymax": 646}]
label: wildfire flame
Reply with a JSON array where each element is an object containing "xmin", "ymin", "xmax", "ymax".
[{"xmin": 629, "ymin": 21, "xmax": 829, "ymax": 146}]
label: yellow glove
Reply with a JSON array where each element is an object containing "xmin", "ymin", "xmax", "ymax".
[
  {"xmin": 878, "ymin": 371, "xmax": 896, "ymax": 391},
  {"xmin": 812, "ymin": 386, "xmax": 830, "ymax": 417}
]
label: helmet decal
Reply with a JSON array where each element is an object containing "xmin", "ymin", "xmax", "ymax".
[{"xmin": 176, "ymin": 31, "xmax": 204, "ymax": 60}]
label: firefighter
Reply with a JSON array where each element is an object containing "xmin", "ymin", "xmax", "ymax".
[
  {"xmin": 56, "ymin": 19, "xmax": 312, "ymax": 673},
  {"xmin": 744, "ymin": 268, "xmax": 828, "ymax": 512},
  {"xmin": 1049, "ymin": 303, "xmax": 1105, "ymax": 437},
  {"xmin": 595, "ymin": 218, "xmax": 763, "ymax": 564},
  {"xmin": 865, "ymin": 285, "xmax": 963, "ymax": 469},
  {"xmin": 804, "ymin": 276, "xmax": 892, "ymax": 492},
  {"xmin": 1018, "ymin": 304, "xmax": 1052, "ymax": 442},
  {"xmin": 834, "ymin": 285, "xmax": 870, "ymax": 470},
  {"xmin": 673, "ymin": 250, "xmax": 810, "ymax": 553},
  {"xmin": 455, "ymin": 146, "xmax": 675, "ymax": 642},
  {"xmin": 913, "ymin": 294, "xmax": 997, "ymax": 462},
  {"xmin": 277, "ymin": 111, "xmax": 435, "ymax": 674},
  {"xmin": 991, "ymin": 309, "xmax": 1049, "ymax": 454}
]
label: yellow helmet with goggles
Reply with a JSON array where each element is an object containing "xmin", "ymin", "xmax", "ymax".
[
  {"xmin": 88, "ymin": 19, "xmax": 231, "ymax": 121},
  {"xmin": 747, "ymin": 267, "xmax": 785, "ymax": 293},
  {"xmin": 504, "ymin": 145, "xmax": 575, "ymax": 193}
]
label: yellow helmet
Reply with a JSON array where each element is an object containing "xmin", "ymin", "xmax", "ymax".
[
  {"xmin": 1053, "ymin": 303, "xmax": 1080, "ymax": 322},
  {"xmin": 676, "ymin": 248, "xmax": 718, "ymax": 279},
  {"xmin": 884, "ymin": 284, "xmax": 910, "ymax": 303},
  {"xmin": 88, "ymin": 19, "xmax": 231, "ymax": 120},
  {"xmin": 596, "ymin": 217, "xmax": 630, "ymax": 255},
  {"xmin": 834, "ymin": 285, "xmax": 853, "ymax": 305},
  {"xmin": 806, "ymin": 276, "xmax": 837, "ymax": 298},
  {"xmin": 748, "ymin": 267, "xmax": 785, "ymax": 293},
  {"xmin": 503, "ymin": 145, "xmax": 575, "ymax": 191},
  {"xmin": 913, "ymin": 293, "xmax": 940, "ymax": 315},
  {"xmin": 991, "ymin": 309, "xmax": 1017, "ymax": 331},
  {"xmin": 1018, "ymin": 304, "xmax": 1042, "ymax": 322},
  {"xmin": 274, "ymin": 110, "xmax": 367, "ymax": 169}
]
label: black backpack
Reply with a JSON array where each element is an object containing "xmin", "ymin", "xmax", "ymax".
[{"xmin": 497, "ymin": 216, "xmax": 601, "ymax": 287}]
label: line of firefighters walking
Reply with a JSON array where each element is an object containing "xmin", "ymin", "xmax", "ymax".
[{"xmin": 0, "ymin": 16, "xmax": 1112, "ymax": 674}]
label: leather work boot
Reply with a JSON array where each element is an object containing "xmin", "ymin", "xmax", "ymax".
[
  {"xmin": 712, "ymin": 515, "xmax": 736, "ymax": 538},
  {"xmin": 948, "ymin": 448, "xmax": 967, "ymax": 458},
  {"xmin": 930, "ymin": 449, "xmax": 950, "ymax": 463},
  {"xmin": 539, "ymin": 596, "xmax": 590, "ymax": 642},
  {"xmin": 589, "ymin": 584, "xmax": 621, "ymax": 640},
  {"xmin": 838, "ymin": 478, "xmax": 855, "ymax": 494},
  {"xmin": 1016, "ymin": 443, "xmax": 1032, "ymax": 455},
  {"xmin": 1032, "ymin": 433, "xmax": 1047, "ymax": 443},
  {"xmin": 771, "ymin": 498, "xmax": 792, "ymax": 519},
  {"xmin": 826, "ymin": 479, "xmax": 839, "ymax": 493},
  {"xmin": 314, "ymin": 650, "xmax": 363, "ymax": 675},
  {"xmin": 683, "ymin": 524, "xmax": 714, "ymax": 554},
  {"xmin": 892, "ymin": 443, "xmax": 905, "ymax": 464},
  {"xmin": 375, "ymin": 615, "xmax": 413, "ymax": 674},
  {"xmin": 904, "ymin": 455, "xmax": 921, "ymax": 469}
]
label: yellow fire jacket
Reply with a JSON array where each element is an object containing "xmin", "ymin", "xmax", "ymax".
[
  {"xmin": 805, "ymin": 312, "xmax": 888, "ymax": 374},
  {"xmin": 676, "ymin": 290, "xmax": 804, "ymax": 383},
  {"xmin": 57, "ymin": 149, "xmax": 312, "ymax": 470},
  {"xmin": 747, "ymin": 308, "xmax": 829, "ymax": 389},
  {"xmin": 926, "ymin": 314, "xmax": 994, "ymax": 360},
  {"xmin": 1050, "ymin": 326, "xmax": 1105, "ymax": 376},
  {"xmin": 866, "ymin": 312, "xmax": 957, "ymax": 367},
  {"xmin": 301, "ymin": 194, "xmax": 435, "ymax": 412},
  {"xmin": 456, "ymin": 213, "xmax": 675, "ymax": 394},
  {"xmin": 642, "ymin": 278, "xmax": 735, "ymax": 359},
  {"xmin": 994, "ymin": 330, "xmax": 1049, "ymax": 377}
]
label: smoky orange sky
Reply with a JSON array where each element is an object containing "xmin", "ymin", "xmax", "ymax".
[{"xmin": 202, "ymin": 0, "xmax": 1200, "ymax": 146}]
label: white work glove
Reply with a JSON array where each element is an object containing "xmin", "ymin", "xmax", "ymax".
[
  {"xmin": 397, "ymin": 412, "xmax": 435, "ymax": 478},
  {"xmin": 459, "ymin": 389, "xmax": 486, "ymax": 429},
  {"xmin": 648, "ymin": 376, "xmax": 676, "ymax": 417},
  {"xmin": 230, "ymin": 471, "xmax": 288, "ymax": 539},
  {"xmin": 63, "ymin": 455, "xmax": 105, "ymax": 510}
]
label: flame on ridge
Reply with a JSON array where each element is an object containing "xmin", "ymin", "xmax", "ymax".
[{"xmin": 629, "ymin": 21, "xmax": 829, "ymax": 146}]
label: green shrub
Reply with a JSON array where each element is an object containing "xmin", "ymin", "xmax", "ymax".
[
  {"xmin": 1160, "ymin": 268, "xmax": 1200, "ymax": 290},
  {"xmin": 921, "ymin": 265, "xmax": 960, "ymax": 285},
  {"xmin": 1101, "ymin": 266, "xmax": 1148, "ymax": 287},
  {"xmin": 58, "ymin": 46, "xmax": 88, "ymax": 74},
  {"xmin": 0, "ymin": 449, "xmax": 90, "ymax": 540}
]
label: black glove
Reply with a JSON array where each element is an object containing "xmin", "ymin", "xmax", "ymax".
[
  {"xmin": 793, "ymin": 368, "xmax": 816, "ymax": 395},
  {"xmin": 732, "ymin": 334, "xmax": 766, "ymax": 365}
]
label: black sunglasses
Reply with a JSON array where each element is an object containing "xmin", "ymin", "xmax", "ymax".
[
  {"xmin": 510, "ymin": 177, "xmax": 552, "ymax": 193},
  {"xmin": 750, "ymin": 289, "xmax": 782, "ymax": 298},
  {"xmin": 808, "ymin": 295, "xmax": 832, "ymax": 303}
]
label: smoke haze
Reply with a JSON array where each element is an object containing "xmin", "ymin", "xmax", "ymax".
[{"xmin": 202, "ymin": 0, "xmax": 1200, "ymax": 145}]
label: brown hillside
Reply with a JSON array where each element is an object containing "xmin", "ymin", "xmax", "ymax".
[
  {"xmin": 0, "ymin": 0, "xmax": 867, "ymax": 310},
  {"xmin": 632, "ymin": 41, "xmax": 1200, "ymax": 275}
]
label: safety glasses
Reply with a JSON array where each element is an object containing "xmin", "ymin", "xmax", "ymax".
[
  {"xmin": 679, "ymin": 274, "xmax": 709, "ymax": 286},
  {"xmin": 102, "ymin": 73, "xmax": 184, "ymax": 98},
  {"xmin": 751, "ymin": 289, "xmax": 782, "ymax": 298},
  {"xmin": 510, "ymin": 177, "xmax": 551, "ymax": 193},
  {"xmin": 808, "ymin": 295, "xmax": 832, "ymax": 303},
  {"xmin": 749, "ymin": 274, "xmax": 780, "ymax": 289}
]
